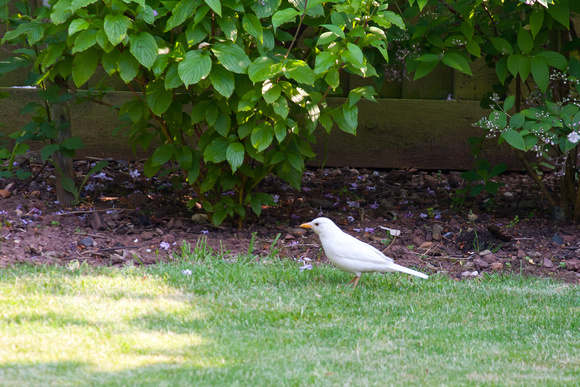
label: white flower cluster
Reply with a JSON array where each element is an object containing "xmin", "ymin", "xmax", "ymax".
[{"xmin": 568, "ymin": 131, "xmax": 580, "ymax": 144}]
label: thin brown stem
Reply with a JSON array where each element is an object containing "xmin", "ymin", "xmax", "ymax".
[
  {"xmin": 284, "ymin": 0, "xmax": 309, "ymax": 60},
  {"xmin": 516, "ymin": 151, "xmax": 557, "ymax": 207}
]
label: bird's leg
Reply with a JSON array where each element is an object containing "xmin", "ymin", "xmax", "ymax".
[{"xmin": 347, "ymin": 276, "xmax": 361, "ymax": 288}]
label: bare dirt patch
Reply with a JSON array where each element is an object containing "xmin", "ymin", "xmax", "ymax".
[{"xmin": 1, "ymin": 159, "xmax": 579, "ymax": 284}]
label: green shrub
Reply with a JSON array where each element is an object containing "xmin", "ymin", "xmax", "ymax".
[{"xmin": 1, "ymin": 0, "xmax": 403, "ymax": 225}]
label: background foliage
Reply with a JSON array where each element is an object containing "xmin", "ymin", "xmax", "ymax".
[{"xmin": 398, "ymin": 0, "xmax": 580, "ymax": 219}]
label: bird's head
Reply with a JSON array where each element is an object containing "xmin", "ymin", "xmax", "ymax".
[{"xmin": 300, "ymin": 217, "xmax": 340, "ymax": 236}]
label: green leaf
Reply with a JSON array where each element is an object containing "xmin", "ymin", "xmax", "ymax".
[
  {"xmin": 214, "ymin": 113, "xmax": 231, "ymax": 137},
  {"xmin": 243, "ymin": 14, "xmax": 263, "ymax": 43},
  {"xmin": 151, "ymin": 144, "xmax": 176, "ymax": 166},
  {"xmin": 203, "ymin": 0, "xmax": 222, "ymax": 16},
  {"xmin": 164, "ymin": 63, "xmax": 183, "ymax": 89},
  {"xmin": 71, "ymin": 0, "xmax": 98, "ymax": 12},
  {"xmin": 212, "ymin": 208, "xmax": 228, "ymax": 226},
  {"xmin": 496, "ymin": 56, "xmax": 508, "ymax": 84},
  {"xmin": 141, "ymin": 4, "xmax": 157, "ymax": 24},
  {"xmin": 72, "ymin": 48, "xmax": 99, "ymax": 87},
  {"xmin": 51, "ymin": 0, "xmax": 72, "ymax": 24},
  {"xmin": 217, "ymin": 17, "xmax": 238, "ymax": 42},
  {"xmin": 68, "ymin": 18, "xmax": 90, "ymax": 36},
  {"xmin": 212, "ymin": 42, "xmax": 251, "ymax": 74},
  {"xmin": 61, "ymin": 137, "xmax": 85, "ymax": 151},
  {"xmin": 330, "ymin": 105, "xmax": 358, "ymax": 134},
  {"xmin": 104, "ymin": 14, "xmax": 131, "ymax": 46},
  {"xmin": 517, "ymin": 27, "xmax": 533, "ymax": 55},
  {"xmin": 251, "ymin": 0, "xmax": 277, "ymax": 18},
  {"xmin": 461, "ymin": 21, "xmax": 474, "ymax": 41},
  {"xmin": 130, "ymin": 32, "xmax": 158, "ymax": 69},
  {"xmin": 226, "ymin": 142, "xmax": 245, "ymax": 172},
  {"xmin": 28, "ymin": 24, "xmax": 46, "ymax": 46},
  {"xmin": 546, "ymin": 1, "xmax": 569, "ymax": 29},
  {"xmin": 41, "ymin": 144, "xmax": 60, "ymax": 161},
  {"xmin": 178, "ymin": 50, "xmax": 212, "ymax": 86},
  {"xmin": 348, "ymin": 86, "xmax": 376, "ymax": 107},
  {"xmin": 503, "ymin": 96, "xmax": 515, "ymax": 112},
  {"xmin": 262, "ymin": 81, "xmax": 281, "ymax": 104},
  {"xmin": 343, "ymin": 43, "xmax": 364, "ymax": 68},
  {"xmin": 248, "ymin": 57, "xmax": 281, "ymax": 83},
  {"xmin": 287, "ymin": 150, "xmax": 303, "ymax": 171},
  {"xmin": 491, "ymin": 37, "xmax": 513, "ymax": 55},
  {"xmin": 153, "ymin": 54, "xmax": 170, "ymax": 77},
  {"xmin": 529, "ymin": 8, "xmax": 544, "ymax": 39},
  {"xmin": 314, "ymin": 51, "xmax": 338, "ymax": 75},
  {"xmin": 510, "ymin": 112, "xmax": 525, "ymax": 129},
  {"xmin": 204, "ymin": 137, "xmax": 229, "ymax": 163},
  {"xmin": 535, "ymin": 51, "xmax": 568, "ymax": 71},
  {"xmin": 569, "ymin": 57, "xmax": 580, "ymax": 79},
  {"xmin": 531, "ymin": 56, "xmax": 549, "ymax": 92},
  {"xmin": 274, "ymin": 121, "xmax": 286, "ymax": 142},
  {"xmin": 96, "ymin": 28, "xmax": 114, "ymax": 52},
  {"xmin": 251, "ymin": 194, "xmax": 264, "ymax": 216},
  {"xmin": 413, "ymin": 60, "xmax": 438, "ymax": 80},
  {"xmin": 465, "ymin": 40, "xmax": 481, "ymax": 57},
  {"xmin": 118, "ymin": 50, "xmax": 140, "ymax": 83},
  {"xmin": 72, "ymin": 29, "xmax": 98, "ymax": 53},
  {"xmin": 342, "ymin": 104, "xmax": 358, "ymax": 133},
  {"xmin": 272, "ymin": 97, "xmax": 289, "ymax": 118},
  {"xmin": 166, "ymin": 0, "xmax": 198, "ymax": 30},
  {"xmin": 325, "ymin": 68, "xmax": 339, "ymax": 89},
  {"xmin": 489, "ymin": 163, "xmax": 506, "ymax": 178},
  {"xmin": 525, "ymin": 136, "xmax": 538, "ymax": 151},
  {"xmin": 381, "ymin": 11, "xmax": 405, "ymax": 30},
  {"xmin": 501, "ymin": 129, "xmax": 526, "ymax": 151},
  {"xmin": 272, "ymin": 8, "xmax": 300, "ymax": 30},
  {"xmin": 283, "ymin": 60, "xmax": 315, "ymax": 85},
  {"xmin": 507, "ymin": 54, "xmax": 530, "ymax": 80},
  {"xmin": 321, "ymin": 24, "xmax": 345, "ymax": 39},
  {"xmin": 174, "ymin": 146, "xmax": 192, "ymax": 170},
  {"xmin": 251, "ymin": 122, "xmax": 274, "ymax": 152},
  {"xmin": 146, "ymin": 80, "xmax": 173, "ymax": 116},
  {"xmin": 209, "ymin": 64, "xmax": 235, "ymax": 98},
  {"xmin": 317, "ymin": 31, "xmax": 339, "ymax": 46},
  {"xmin": 41, "ymin": 42, "xmax": 66, "ymax": 69},
  {"xmin": 441, "ymin": 52, "xmax": 472, "ymax": 75}
]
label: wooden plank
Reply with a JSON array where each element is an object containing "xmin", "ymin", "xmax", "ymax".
[
  {"xmin": 309, "ymin": 98, "xmax": 522, "ymax": 170},
  {"xmin": 453, "ymin": 58, "xmax": 497, "ymax": 101},
  {"xmin": 402, "ymin": 66, "xmax": 453, "ymax": 100},
  {"xmin": 1, "ymin": 89, "xmax": 522, "ymax": 170}
]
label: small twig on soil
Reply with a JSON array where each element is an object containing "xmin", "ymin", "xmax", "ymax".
[
  {"xmin": 54, "ymin": 208, "xmax": 127, "ymax": 215},
  {"xmin": 74, "ymin": 232, "xmax": 110, "ymax": 239},
  {"xmin": 97, "ymin": 245, "xmax": 140, "ymax": 252},
  {"xmin": 381, "ymin": 235, "xmax": 397, "ymax": 254},
  {"xmin": 408, "ymin": 251, "xmax": 475, "ymax": 261}
]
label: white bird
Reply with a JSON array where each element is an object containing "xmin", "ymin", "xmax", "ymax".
[{"xmin": 300, "ymin": 217, "xmax": 428, "ymax": 287}]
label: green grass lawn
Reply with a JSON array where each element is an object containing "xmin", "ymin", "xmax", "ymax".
[{"xmin": 1, "ymin": 243, "xmax": 579, "ymax": 386}]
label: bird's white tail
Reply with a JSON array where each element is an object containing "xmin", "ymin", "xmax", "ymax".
[{"xmin": 390, "ymin": 263, "xmax": 429, "ymax": 279}]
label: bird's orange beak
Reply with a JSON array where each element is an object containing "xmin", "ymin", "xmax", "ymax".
[{"xmin": 300, "ymin": 222, "xmax": 311, "ymax": 229}]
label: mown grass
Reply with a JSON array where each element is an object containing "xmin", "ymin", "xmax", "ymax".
[{"xmin": 0, "ymin": 242, "xmax": 579, "ymax": 386}]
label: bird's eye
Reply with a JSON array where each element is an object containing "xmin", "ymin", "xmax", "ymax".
[{"xmin": 314, "ymin": 222, "xmax": 319, "ymax": 226}]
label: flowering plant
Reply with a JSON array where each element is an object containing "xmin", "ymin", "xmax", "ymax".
[{"xmin": 400, "ymin": 0, "xmax": 580, "ymax": 219}]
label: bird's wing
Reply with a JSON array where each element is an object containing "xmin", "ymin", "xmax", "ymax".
[{"xmin": 322, "ymin": 230, "xmax": 394, "ymax": 265}]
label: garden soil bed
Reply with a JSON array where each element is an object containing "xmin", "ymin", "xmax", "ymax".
[{"xmin": 1, "ymin": 158, "xmax": 579, "ymax": 284}]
